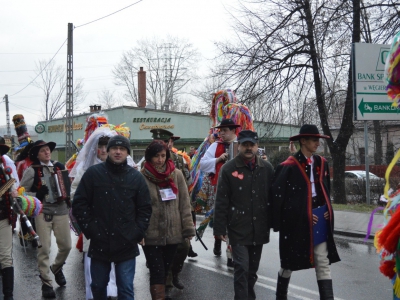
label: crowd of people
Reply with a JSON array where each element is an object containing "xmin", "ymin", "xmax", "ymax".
[{"xmin": 0, "ymin": 113, "xmax": 339, "ymax": 300}]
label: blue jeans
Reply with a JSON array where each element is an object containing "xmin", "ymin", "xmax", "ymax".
[{"xmin": 91, "ymin": 257, "xmax": 136, "ymax": 300}]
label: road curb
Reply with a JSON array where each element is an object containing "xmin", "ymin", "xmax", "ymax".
[{"xmin": 334, "ymin": 229, "xmax": 372, "ymax": 240}]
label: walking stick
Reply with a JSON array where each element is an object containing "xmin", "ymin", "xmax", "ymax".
[{"xmin": 195, "ymin": 230, "xmax": 208, "ymax": 251}]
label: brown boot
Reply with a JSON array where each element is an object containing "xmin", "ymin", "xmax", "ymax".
[{"xmin": 150, "ymin": 284, "xmax": 165, "ymax": 300}]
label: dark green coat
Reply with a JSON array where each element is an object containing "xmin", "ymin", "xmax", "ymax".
[{"xmin": 213, "ymin": 155, "xmax": 274, "ymax": 246}]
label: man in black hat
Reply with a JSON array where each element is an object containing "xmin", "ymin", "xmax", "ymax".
[
  {"xmin": 214, "ymin": 130, "xmax": 274, "ymax": 300},
  {"xmin": 20, "ymin": 140, "xmax": 71, "ymax": 298},
  {"xmin": 272, "ymin": 124, "xmax": 340, "ymax": 300},
  {"xmin": 0, "ymin": 142, "xmax": 18, "ymax": 300},
  {"xmin": 73, "ymin": 135, "xmax": 152, "ymax": 300},
  {"xmin": 200, "ymin": 118, "xmax": 240, "ymax": 264}
]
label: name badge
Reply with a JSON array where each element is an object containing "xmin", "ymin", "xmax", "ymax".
[{"xmin": 160, "ymin": 188, "xmax": 177, "ymax": 201}]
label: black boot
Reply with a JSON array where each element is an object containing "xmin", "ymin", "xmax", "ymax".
[
  {"xmin": 172, "ymin": 273, "xmax": 184, "ymax": 290},
  {"xmin": 213, "ymin": 239, "xmax": 222, "ymax": 256},
  {"xmin": 1, "ymin": 267, "xmax": 14, "ymax": 300},
  {"xmin": 187, "ymin": 245, "xmax": 198, "ymax": 258},
  {"xmin": 276, "ymin": 273, "xmax": 290, "ymax": 300},
  {"xmin": 317, "ymin": 279, "xmax": 334, "ymax": 300},
  {"xmin": 50, "ymin": 265, "xmax": 67, "ymax": 286}
]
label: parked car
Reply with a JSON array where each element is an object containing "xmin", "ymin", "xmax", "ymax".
[{"xmin": 345, "ymin": 170, "xmax": 385, "ymax": 195}]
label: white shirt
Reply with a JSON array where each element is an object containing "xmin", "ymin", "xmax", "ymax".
[{"xmin": 2, "ymin": 154, "xmax": 19, "ymax": 188}]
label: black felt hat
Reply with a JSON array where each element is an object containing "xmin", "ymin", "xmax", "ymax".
[
  {"xmin": 238, "ymin": 130, "xmax": 259, "ymax": 144},
  {"xmin": 0, "ymin": 144, "xmax": 10, "ymax": 156},
  {"xmin": 289, "ymin": 125, "xmax": 330, "ymax": 141},
  {"xmin": 29, "ymin": 140, "xmax": 56, "ymax": 161},
  {"xmin": 214, "ymin": 119, "xmax": 241, "ymax": 129}
]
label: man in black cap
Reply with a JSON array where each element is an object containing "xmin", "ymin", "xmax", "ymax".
[
  {"xmin": 200, "ymin": 118, "xmax": 240, "ymax": 264},
  {"xmin": 0, "ymin": 142, "xmax": 18, "ymax": 300},
  {"xmin": 214, "ymin": 130, "xmax": 274, "ymax": 300},
  {"xmin": 272, "ymin": 124, "xmax": 340, "ymax": 300},
  {"xmin": 73, "ymin": 135, "xmax": 152, "ymax": 300},
  {"xmin": 20, "ymin": 140, "xmax": 71, "ymax": 298}
]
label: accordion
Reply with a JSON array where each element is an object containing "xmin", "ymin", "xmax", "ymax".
[{"xmin": 42, "ymin": 170, "xmax": 71, "ymax": 204}]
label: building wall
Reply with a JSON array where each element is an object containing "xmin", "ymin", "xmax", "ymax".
[{"xmin": 34, "ymin": 106, "xmax": 300, "ymax": 163}]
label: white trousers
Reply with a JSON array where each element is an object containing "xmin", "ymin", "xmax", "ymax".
[
  {"xmin": 279, "ymin": 242, "xmax": 331, "ymax": 280},
  {"xmin": 84, "ymin": 252, "xmax": 118, "ymax": 299}
]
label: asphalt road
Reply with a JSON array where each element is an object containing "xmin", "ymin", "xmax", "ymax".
[{"xmin": 3, "ymin": 217, "xmax": 393, "ymax": 300}]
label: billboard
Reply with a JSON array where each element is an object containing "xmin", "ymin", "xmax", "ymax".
[{"xmin": 352, "ymin": 43, "xmax": 400, "ymax": 120}]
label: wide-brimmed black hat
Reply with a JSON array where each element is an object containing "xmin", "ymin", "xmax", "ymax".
[
  {"xmin": 29, "ymin": 140, "xmax": 56, "ymax": 161},
  {"xmin": 0, "ymin": 144, "xmax": 10, "ymax": 156},
  {"xmin": 238, "ymin": 130, "xmax": 259, "ymax": 144},
  {"xmin": 214, "ymin": 119, "xmax": 241, "ymax": 129},
  {"xmin": 289, "ymin": 124, "xmax": 330, "ymax": 141}
]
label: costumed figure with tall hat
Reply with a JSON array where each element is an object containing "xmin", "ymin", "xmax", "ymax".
[
  {"xmin": 192, "ymin": 89, "xmax": 254, "ymax": 268},
  {"xmin": 12, "ymin": 114, "xmax": 40, "ymax": 247},
  {"xmin": 373, "ymin": 30, "xmax": 400, "ymax": 300},
  {"xmin": 69, "ymin": 124, "xmax": 134, "ymax": 300}
]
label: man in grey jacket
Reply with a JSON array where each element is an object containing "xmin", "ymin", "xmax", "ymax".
[
  {"xmin": 20, "ymin": 140, "xmax": 71, "ymax": 299},
  {"xmin": 214, "ymin": 130, "xmax": 274, "ymax": 300}
]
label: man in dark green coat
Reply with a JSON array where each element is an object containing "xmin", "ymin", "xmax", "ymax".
[{"xmin": 214, "ymin": 130, "xmax": 274, "ymax": 300}]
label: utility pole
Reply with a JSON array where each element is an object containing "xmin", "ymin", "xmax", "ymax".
[
  {"xmin": 3, "ymin": 95, "xmax": 11, "ymax": 143},
  {"xmin": 65, "ymin": 23, "xmax": 74, "ymax": 160}
]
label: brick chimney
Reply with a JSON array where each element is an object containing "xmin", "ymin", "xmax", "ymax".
[
  {"xmin": 89, "ymin": 105, "xmax": 102, "ymax": 112},
  {"xmin": 138, "ymin": 67, "xmax": 146, "ymax": 108}
]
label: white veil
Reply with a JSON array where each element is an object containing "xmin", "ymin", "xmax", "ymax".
[{"xmin": 69, "ymin": 126, "xmax": 135, "ymax": 178}]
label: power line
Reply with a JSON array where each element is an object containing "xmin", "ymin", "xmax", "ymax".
[
  {"xmin": 10, "ymin": 38, "xmax": 68, "ymax": 97},
  {"xmin": 0, "ymin": 50, "xmax": 124, "ymax": 55},
  {"xmin": 75, "ymin": 0, "xmax": 144, "ymax": 28},
  {"xmin": 0, "ymin": 64, "xmax": 115, "ymax": 73},
  {"xmin": 8, "ymin": 0, "xmax": 145, "ymax": 97}
]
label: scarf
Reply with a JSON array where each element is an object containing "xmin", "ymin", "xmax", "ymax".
[{"xmin": 142, "ymin": 159, "xmax": 178, "ymax": 194}]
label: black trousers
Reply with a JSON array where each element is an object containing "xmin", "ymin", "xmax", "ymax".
[
  {"xmin": 231, "ymin": 244, "xmax": 263, "ymax": 300},
  {"xmin": 142, "ymin": 244, "xmax": 178, "ymax": 285}
]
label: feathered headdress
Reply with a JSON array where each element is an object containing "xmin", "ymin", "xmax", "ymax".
[
  {"xmin": 83, "ymin": 112, "xmax": 109, "ymax": 143},
  {"xmin": 385, "ymin": 31, "xmax": 400, "ymax": 107}
]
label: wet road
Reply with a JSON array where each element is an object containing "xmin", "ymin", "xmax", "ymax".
[{"xmin": 4, "ymin": 216, "xmax": 392, "ymax": 299}]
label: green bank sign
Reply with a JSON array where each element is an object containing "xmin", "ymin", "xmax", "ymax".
[
  {"xmin": 358, "ymin": 98, "xmax": 400, "ymax": 116},
  {"xmin": 352, "ymin": 43, "xmax": 400, "ymax": 121}
]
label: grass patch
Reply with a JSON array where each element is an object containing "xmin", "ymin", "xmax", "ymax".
[{"xmin": 332, "ymin": 203, "xmax": 384, "ymax": 213}]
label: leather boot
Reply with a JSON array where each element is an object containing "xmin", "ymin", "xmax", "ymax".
[
  {"xmin": 187, "ymin": 244, "xmax": 198, "ymax": 257},
  {"xmin": 150, "ymin": 284, "xmax": 165, "ymax": 300},
  {"xmin": 1, "ymin": 267, "xmax": 14, "ymax": 300},
  {"xmin": 317, "ymin": 279, "xmax": 334, "ymax": 300},
  {"xmin": 213, "ymin": 239, "xmax": 222, "ymax": 256},
  {"xmin": 172, "ymin": 273, "xmax": 184, "ymax": 290},
  {"xmin": 276, "ymin": 273, "xmax": 290, "ymax": 300}
]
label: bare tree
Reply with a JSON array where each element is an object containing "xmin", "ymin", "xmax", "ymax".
[
  {"xmin": 95, "ymin": 88, "xmax": 123, "ymax": 109},
  {"xmin": 213, "ymin": 0, "xmax": 400, "ymax": 203},
  {"xmin": 113, "ymin": 36, "xmax": 200, "ymax": 110},
  {"xmin": 32, "ymin": 59, "xmax": 86, "ymax": 120}
]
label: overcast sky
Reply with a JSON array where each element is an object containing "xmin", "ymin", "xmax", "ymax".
[{"xmin": 0, "ymin": 0, "xmax": 236, "ymax": 128}]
